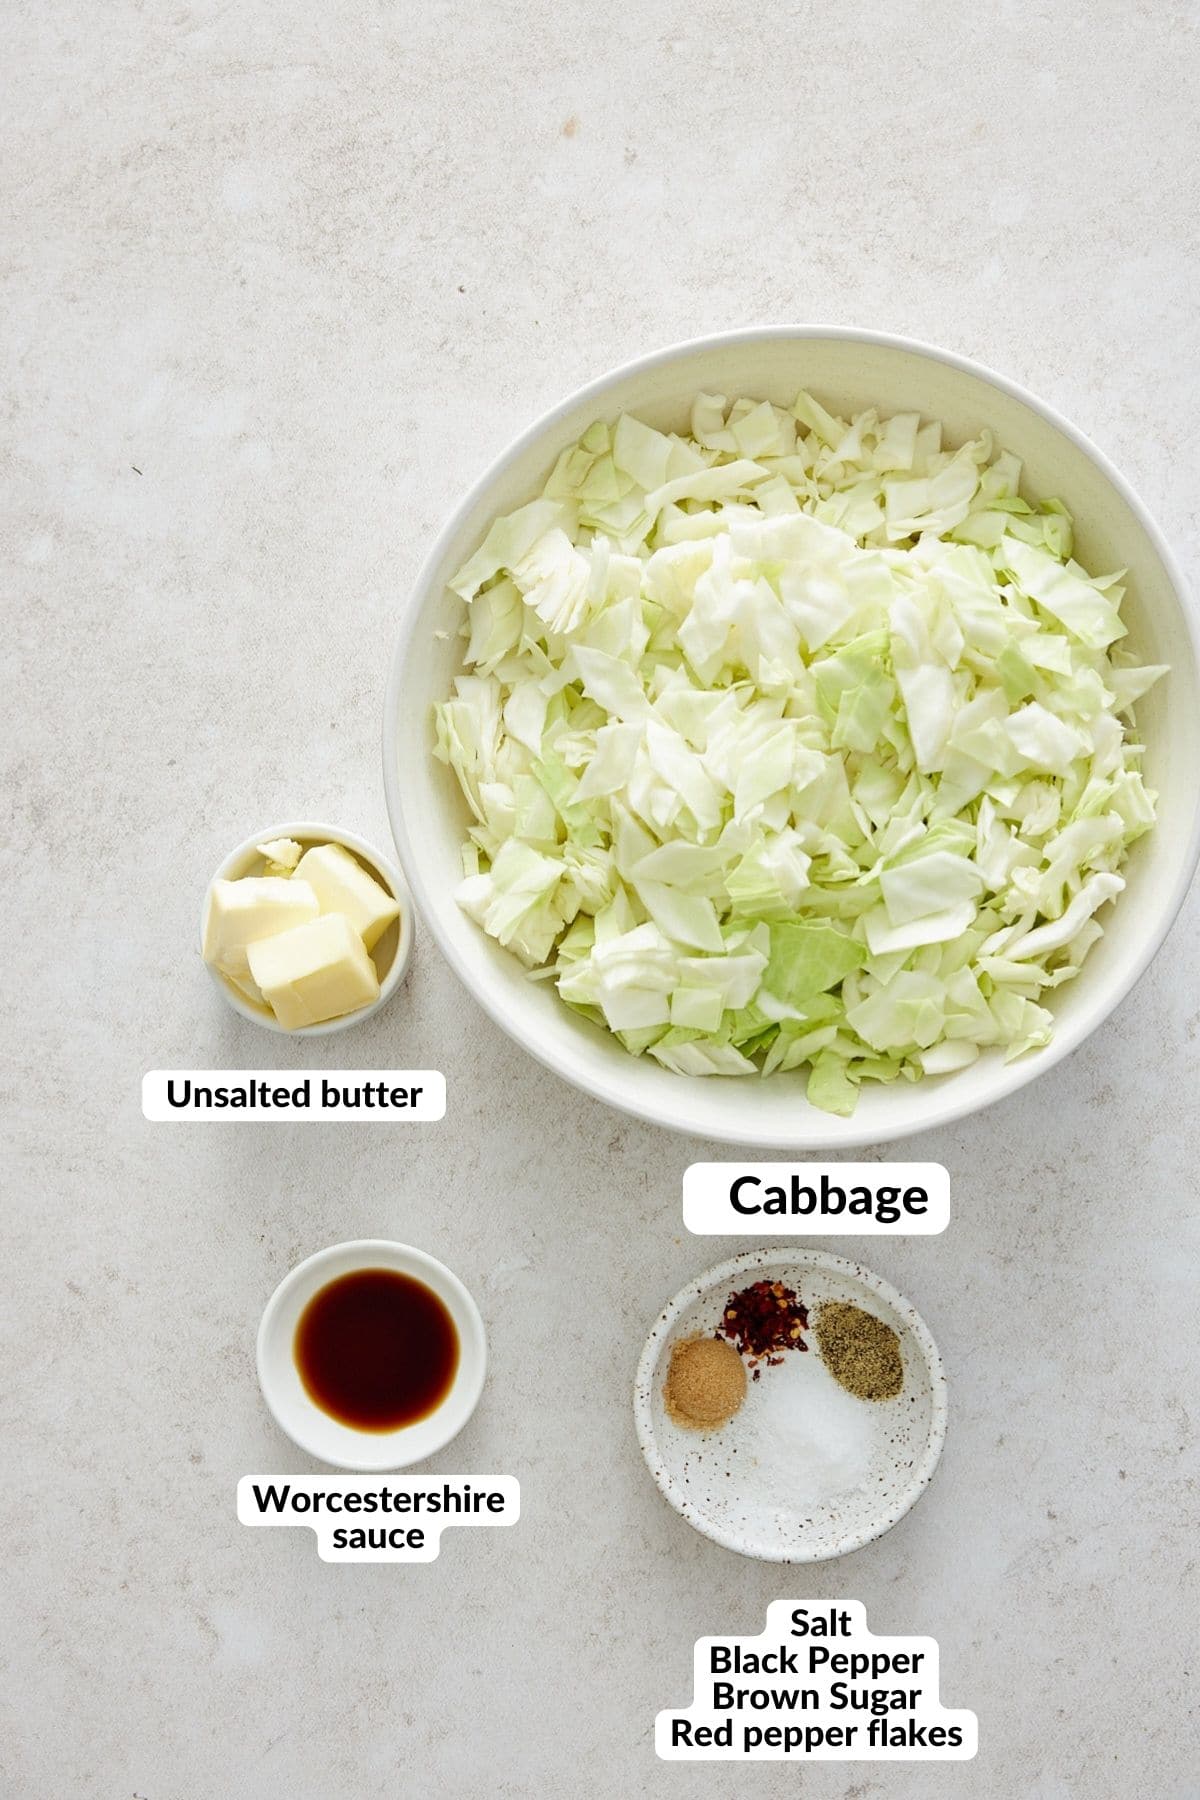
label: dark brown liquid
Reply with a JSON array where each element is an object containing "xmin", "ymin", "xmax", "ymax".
[{"xmin": 294, "ymin": 1268, "xmax": 459, "ymax": 1431}]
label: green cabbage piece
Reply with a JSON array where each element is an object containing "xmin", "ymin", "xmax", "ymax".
[{"xmin": 431, "ymin": 393, "xmax": 1164, "ymax": 1113}]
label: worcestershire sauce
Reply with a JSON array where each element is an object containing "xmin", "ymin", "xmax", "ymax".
[{"xmin": 295, "ymin": 1268, "xmax": 459, "ymax": 1431}]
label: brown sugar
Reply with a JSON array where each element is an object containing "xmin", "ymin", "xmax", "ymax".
[{"xmin": 663, "ymin": 1334, "xmax": 747, "ymax": 1431}]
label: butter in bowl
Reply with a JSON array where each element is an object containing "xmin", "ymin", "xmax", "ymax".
[{"xmin": 201, "ymin": 822, "xmax": 413, "ymax": 1034}]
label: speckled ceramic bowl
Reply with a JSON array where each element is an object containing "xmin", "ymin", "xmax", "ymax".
[{"xmin": 634, "ymin": 1248, "xmax": 947, "ymax": 1561}]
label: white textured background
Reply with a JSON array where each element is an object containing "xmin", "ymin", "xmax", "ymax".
[{"xmin": 4, "ymin": 1, "xmax": 1199, "ymax": 1795}]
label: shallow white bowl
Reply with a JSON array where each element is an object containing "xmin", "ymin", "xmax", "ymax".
[
  {"xmin": 256, "ymin": 1240, "xmax": 487, "ymax": 1471},
  {"xmin": 201, "ymin": 820, "xmax": 413, "ymax": 1036},
  {"xmin": 634, "ymin": 1248, "xmax": 946, "ymax": 1562},
  {"xmin": 384, "ymin": 327, "xmax": 1200, "ymax": 1147}
]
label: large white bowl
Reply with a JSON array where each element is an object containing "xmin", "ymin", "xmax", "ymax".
[{"xmin": 384, "ymin": 328, "xmax": 1200, "ymax": 1147}]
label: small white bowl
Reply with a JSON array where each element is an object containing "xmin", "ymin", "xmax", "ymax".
[
  {"xmin": 256, "ymin": 1240, "xmax": 487, "ymax": 1471},
  {"xmin": 385, "ymin": 327, "xmax": 1200, "ymax": 1147},
  {"xmin": 634, "ymin": 1248, "xmax": 947, "ymax": 1562},
  {"xmin": 200, "ymin": 820, "xmax": 413, "ymax": 1035}
]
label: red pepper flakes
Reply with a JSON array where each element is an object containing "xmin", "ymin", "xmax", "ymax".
[{"xmin": 718, "ymin": 1279, "xmax": 809, "ymax": 1375}]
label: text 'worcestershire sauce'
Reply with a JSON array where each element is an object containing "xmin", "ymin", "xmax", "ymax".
[{"xmin": 294, "ymin": 1268, "xmax": 459, "ymax": 1431}]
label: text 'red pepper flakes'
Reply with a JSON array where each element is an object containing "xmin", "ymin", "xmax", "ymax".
[{"xmin": 717, "ymin": 1279, "xmax": 809, "ymax": 1375}]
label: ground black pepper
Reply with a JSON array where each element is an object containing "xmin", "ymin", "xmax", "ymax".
[{"xmin": 815, "ymin": 1301, "xmax": 903, "ymax": 1400}]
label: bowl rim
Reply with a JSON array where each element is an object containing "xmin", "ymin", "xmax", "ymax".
[
  {"xmin": 201, "ymin": 819, "xmax": 414, "ymax": 1037},
  {"xmin": 383, "ymin": 324, "xmax": 1200, "ymax": 1146},
  {"xmin": 255, "ymin": 1238, "xmax": 488, "ymax": 1471},
  {"xmin": 632, "ymin": 1246, "xmax": 948, "ymax": 1562}
]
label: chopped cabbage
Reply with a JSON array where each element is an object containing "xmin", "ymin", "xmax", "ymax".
[{"xmin": 433, "ymin": 392, "xmax": 1163, "ymax": 1113}]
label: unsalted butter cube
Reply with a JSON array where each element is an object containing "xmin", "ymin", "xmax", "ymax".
[
  {"xmin": 292, "ymin": 843, "xmax": 400, "ymax": 951},
  {"xmin": 202, "ymin": 877, "xmax": 320, "ymax": 976},
  {"xmin": 246, "ymin": 912, "xmax": 380, "ymax": 1029},
  {"xmin": 222, "ymin": 966, "xmax": 266, "ymax": 1008},
  {"xmin": 256, "ymin": 836, "xmax": 303, "ymax": 873}
]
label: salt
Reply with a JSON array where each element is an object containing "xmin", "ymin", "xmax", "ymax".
[{"xmin": 721, "ymin": 1346, "xmax": 878, "ymax": 1518}]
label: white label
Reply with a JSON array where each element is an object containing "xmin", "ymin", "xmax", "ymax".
[
  {"xmin": 658, "ymin": 1600, "xmax": 976, "ymax": 1761},
  {"xmin": 237, "ymin": 1474, "xmax": 519, "ymax": 1561},
  {"xmin": 683, "ymin": 1163, "xmax": 948, "ymax": 1235},
  {"xmin": 143, "ymin": 1070, "xmax": 445, "ymax": 1121}
]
